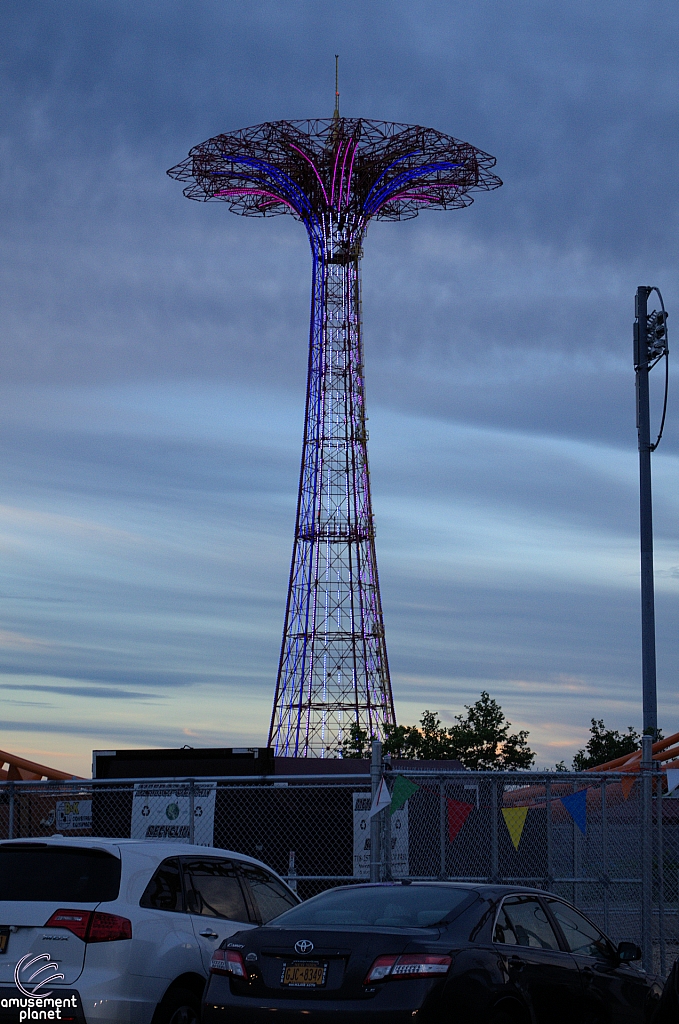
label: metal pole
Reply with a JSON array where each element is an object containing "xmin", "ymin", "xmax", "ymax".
[
  {"xmin": 370, "ymin": 740, "xmax": 382, "ymax": 882},
  {"xmin": 601, "ymin": 779, "xmax": 609, "ymax": 936},
  {"xmin": 490, "ymin": 778, "xmax": 499, "ymax": 883},
  {"xmin": 189, "ymin": 779, "xmax": 195, "ymax": 845},
  {"xmin": 641, "ymin": 734, "xmax": 653, "ymax": 972},
  {"xmin": 545, "ymin": 778, "xmax": 552, "ymax": 889},
  {"xmin": 635, "ymin": 286, "xmax": 658, "ymax": 735},
  {"xmin": 8, "ymin": 781, "xmax": 14, "ymax": 840},
  {"xmin": 287, "ymin": 850, "xmax": 298, "ymax": 893},
  {"xmin": 440, "ymin": 780, "xmax": 447, "ymax": 879},
  {"xmin": 384, "ymin": 793, "xmax": 392, "ymax": 881},
  {"xmin": 656, "ymin": 774, "xmax": 665, "ymax": 977}
]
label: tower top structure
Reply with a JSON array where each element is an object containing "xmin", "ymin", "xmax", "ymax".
[{"xmin": 167, "ymin": 118, "xmax": 501, "ymax": 230}]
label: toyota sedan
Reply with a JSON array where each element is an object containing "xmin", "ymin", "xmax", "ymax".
[{"xmin": 202, "ymin": 881, "xmax": 661, "ymax": 1024}]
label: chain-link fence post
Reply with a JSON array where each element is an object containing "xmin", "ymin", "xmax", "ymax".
[
  {"xmin": 189, "ymin": 779, "xmax": 195, "ymax": 844},
  {"xmin": 545, "ymin": 777, "xmax": 552, "ymax": 889},
  {"xmin": 8, "ymin": 781, "xmax": 14, "ymax": 840},
  {"xmin": 601, "ymin": 778, "xmax": 609, "ymax": 936},
  {"xmin": 287, "ymin": 850, "xmax": 297, "ymax": 892},
  {"xmin": 655, "ymin": 773, "xmax": 665, "ymax": 977},
  {"xmin": 383, "ymin": 797, "xmax": 392, "ymax": 881},
  {"xmin": 490, "ymin": 777, "xmax": 499, "ymax": 882},
  {"xmin": 641, "ymin": 735, "xmax": 653, "ymax": 972},
  {"xmin": 370, "ymin": 740, "xmax": 382, "ymax": 882}
]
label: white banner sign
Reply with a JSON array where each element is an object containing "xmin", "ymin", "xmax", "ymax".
[
  {"xmin": 353, "ymin": 791, "xmax": 409, "ymax": 878},
  {"xmin": 132, "ymin": 782, "xmax": 216, "ymax": 845},
  {"xmin": 56, "ymin": 799, "xmax": 92, "ymax": 831}
]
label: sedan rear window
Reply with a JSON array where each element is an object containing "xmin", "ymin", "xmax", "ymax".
[
  {"xmin": 269, "ymin": 885, "xmax": 475, "ymax": 928},
  {"xmin": 0, "ymin": 845, "xmax": 121, "ymax": 902}
]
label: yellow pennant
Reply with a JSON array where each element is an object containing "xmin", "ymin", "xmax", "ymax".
[{"xmin": 502, "ymin": 806, "xmax": 529, "ymax": 850}]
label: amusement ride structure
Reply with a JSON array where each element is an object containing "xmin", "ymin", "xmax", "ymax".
[{"xmin": 168, "ymin": 79, "xmax": 502, "ymax": 756}]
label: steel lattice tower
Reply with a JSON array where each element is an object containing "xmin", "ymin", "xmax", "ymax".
[{"xmin": 168, "ymin": 113, "xmax": 501, "ymax": 756}]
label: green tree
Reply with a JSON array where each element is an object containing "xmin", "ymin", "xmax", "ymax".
[
  {"xmin": 383, "ymin": 710, "xmax": 455, "ymax": 759},
  {"xmin": 383, "ymin": 693, "xmax": 535, "ymax": 770},
  {"xmin": 337, "ymin": 722, "xmax": 373, "ymax": 759},
  {"xmin": 572, "ymin": 719, "xmax": 640, "ymax": 770},
  {"xmin": 448, "ymin": 691, "xmax": 535, "ymax": 770}
]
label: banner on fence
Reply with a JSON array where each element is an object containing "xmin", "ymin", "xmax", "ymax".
[
  {"xmin": 447, "ymin": 798, "xmax": 474, "ymax": 842},
  {"xmin": 56, "ymin": 800, "xmax": 92, "ymax": 831},
  {"xmin": 502, "ymin": 806, "xmax": 528, "ymax": 850},
  {"xmin": 353, "ymin": 792, "xmax": 409, "ymax": 877},
  {"xmin": 131, "ymin": 782, "xmax": 216, "ymax": 845},
  {"xmin": 560, "ymin": 789, "xmax": 588, "ymax": 835}
]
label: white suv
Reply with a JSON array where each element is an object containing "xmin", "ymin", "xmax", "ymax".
[{"xmin": 0, "ymin": 837, "xmax": 299, "ymax": 1024}]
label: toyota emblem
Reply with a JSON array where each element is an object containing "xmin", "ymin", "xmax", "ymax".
[{"xmin": 294, "ymin": 939, "xmax": 314, "ymax": 954}]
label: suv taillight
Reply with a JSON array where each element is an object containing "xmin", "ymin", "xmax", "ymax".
[
  {"xmin": 210, "ymin": 949, "xmax": 246, "ymax": 977},
  {"xmin": 364, "ymin": 953, "xmax": 451, "ymax": 983},
  {"xmin": 44, "ymin": 910, "xmax": 132, "ymax": 942}
]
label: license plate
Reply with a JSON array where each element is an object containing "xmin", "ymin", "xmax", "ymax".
[
  {"xmin": 0, "ymin": 929, "xmax": 8, "ymax": 955},
  {"xmin": 281, "ymin": 961, "xmax": 327, "ymax": 988}
]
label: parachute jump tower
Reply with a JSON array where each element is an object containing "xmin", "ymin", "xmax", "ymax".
[{"xmin": 168, "ymin": 85, "xmax": 501, "ymax": 756}]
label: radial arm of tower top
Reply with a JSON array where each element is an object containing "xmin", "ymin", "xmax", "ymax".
[{"xmin": 168, "ymin": 118, "xmax": 501, "ymax": 757}]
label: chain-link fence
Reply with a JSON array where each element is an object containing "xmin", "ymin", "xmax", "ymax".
[{"xmin": 0, "ymin": 767, "xmax": 676, "ymax": 976}]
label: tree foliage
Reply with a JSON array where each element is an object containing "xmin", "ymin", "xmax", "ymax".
[
  {"xmin": 337, "ymin": 722, "xmax": 372, "ymax": 759},
  {"xmin": 377, "ymin": 692, "xmax": 535, "ymax": 770},
  {"xmin": 572, "ymin": 719, "xmax": 641, "ymax": 770}
]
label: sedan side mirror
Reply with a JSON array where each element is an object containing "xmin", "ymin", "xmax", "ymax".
[{"xmin": 617, "ymin": 941, "xmax": 642, "ymax": 962}]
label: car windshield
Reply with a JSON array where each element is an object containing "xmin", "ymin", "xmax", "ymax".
[
  {"xmin": 0, "ymin": 844, "xmax": 121, "ymax": 902},
  {"xmin": 269, "ymin": 885, "xmax": 475, "ymax": 928}
]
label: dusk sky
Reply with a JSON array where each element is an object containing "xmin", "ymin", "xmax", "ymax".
[{"xmin": 1, "ymin": 1, "xmax": 678, "ymax": 777}]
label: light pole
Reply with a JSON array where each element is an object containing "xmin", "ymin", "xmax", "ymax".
[
  {"xmin": 633, "ymin": 286, "xmax": 669, "ymax": 739},
  {"xmin": 634, "ymin": 286, "xmax": 668, "ymax": 974}
]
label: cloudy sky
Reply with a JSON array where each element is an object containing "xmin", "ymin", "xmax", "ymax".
[{"xmin": 1, "ymin": 0, "xmax": 678, "ymax": 777}]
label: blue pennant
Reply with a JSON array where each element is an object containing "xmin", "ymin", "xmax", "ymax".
[{"xmin": 561, "ymin": 789, "xmax": 588, "ymax": 835}]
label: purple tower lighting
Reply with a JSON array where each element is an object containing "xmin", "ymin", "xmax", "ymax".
[{"xmin": 168, "ymin": 114, "xmax": 501, "ymax": 756}]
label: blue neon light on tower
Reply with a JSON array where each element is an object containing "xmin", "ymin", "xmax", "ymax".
[{"xmin": 168, "ymin": 107, "xmax": 501, "ymax": 756}]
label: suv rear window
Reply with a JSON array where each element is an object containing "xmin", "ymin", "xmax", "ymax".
[{"xmin": 0, "ymin": 845, "xmax": 121, "ymax": 902}]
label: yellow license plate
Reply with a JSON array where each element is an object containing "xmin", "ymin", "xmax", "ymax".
[{"xmin": 281, "ymin": 962, "xmax": 327, "ymax": 988}]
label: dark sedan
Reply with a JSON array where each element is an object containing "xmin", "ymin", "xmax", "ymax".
[{"xmin": 201, "ymin": 881, "xmax": 661, "ymax": 1024}]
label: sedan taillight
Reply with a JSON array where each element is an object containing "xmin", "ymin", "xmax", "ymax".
[
  {"xmin": 44, "ymin": 910, "xmax": 132, "ymax": 942},
  {"xmin": 210, "ymin": 949, "xmax": 246, "ymax": 977},
  {"xmin": 364, "ymin": 953, "xmax": 452, "ymax": 983}
]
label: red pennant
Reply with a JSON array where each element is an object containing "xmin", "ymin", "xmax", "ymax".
[{"xmin": 447, "ymin": 798, "xmax": 474, "ymax": 842}]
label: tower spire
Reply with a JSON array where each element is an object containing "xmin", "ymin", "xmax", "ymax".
[{"xmin": 333, "ymin": 55, "xmax": 340, "ymax": 120}]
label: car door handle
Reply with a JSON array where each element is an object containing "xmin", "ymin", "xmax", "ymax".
[
  {"xmin": 199, "ymin": 930, "xmax": 219, "ymax": 938},
  {"xmin": 509, "ymin": 956, "xmax": 525, "ymax": 971}
]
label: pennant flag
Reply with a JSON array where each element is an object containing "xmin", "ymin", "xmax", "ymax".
[
  {"xmin": 369, "ymin": 777, "xmax": 391, "ymax": 817},
  {"xmin": 620, "ymin": 776, "xmax": 636, "ymax": 801},
  {"xmin": 665, "ymin": 769, "xmax": 679, "ymax": 796},
  {"xmin": 561, "ymin": 789, "xmax": 588, "ymax": 834},
  {"xmin": 390, "ymin": 775, "xmax": 419, "ymax": 814},
  {"xmin": 447, "ymin": 798, "xmax": 474, "ymax": 842},
  {"xmin": 502, "ymin": 806, "xmax": 529, "ymax": 850}
]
